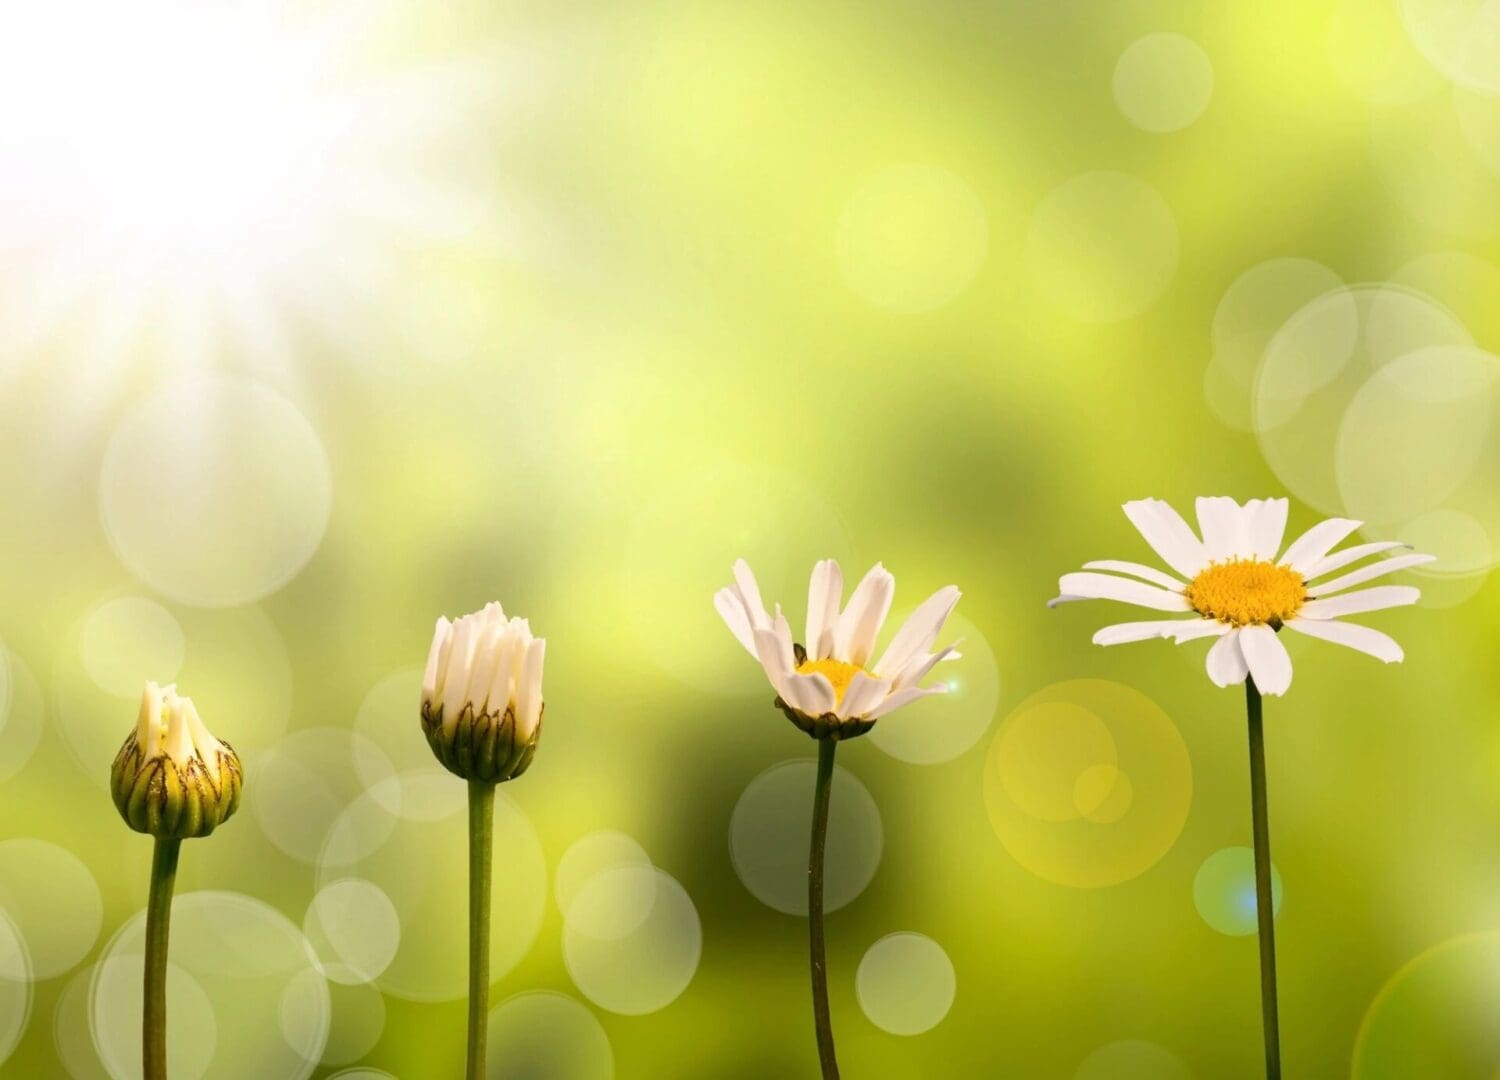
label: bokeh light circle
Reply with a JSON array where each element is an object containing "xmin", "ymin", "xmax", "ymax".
[
  {"xmin": 253, "ymin": 728, "xmax": 398, "ymax": 863},
  {"xmin": 564, "ymin": 866, "xmax": 702, "ymax": 1016},
  {"xmin": 78, "ymin": 596, "xmax": 185, "ymax": 697},
  {"xmin": 1205, "ymin": 258, "xmax": 1346, "ymax": 432},
  {"xmin": 730, "ymin": 759, "xmax": 883, "ymax": 915},
  {"xmin": 56, "ymin": 600, "xmax": 294, "ymax": 789},
  {"xmin": 868, "ymin": 612, "xmax": 1000, "ymax": 766},
  {"xmin": 623, "ymin": 463, "xmax": 854, "ymax": 696},
  {"xmin": 1192, "ymin": 847, "xmax": 1284, "ymax": 936},
  {"xmin": 855, "ymin": 932, "xmax": 955, "ymax": 1036},
  {"xmin": 99, "ymin": 375, "xmax": 332, "ymax": 607},
  {"xmin": 0, "ymin": 839, "xmax": 103, "ymax": 978},
  {"xmin": 1026, "ymin": 172, "xmax": 1179, "ymax": 322},
  {"xmin": 984, "ymin": 680, "xmax": 1191, "ymax": 888},
  {"xmin": 92, "ymin": 958, "xmax": 217, "ymax": 1079},
  {"xmin": 318, "ymin": 768, "xmax": 546, "ymax": 1002},
  {"xmin": 835, "ymin": 164, "xmax": 989, "ymax": 314},
  {"xmin": 327, "ymin": 1071, "xmax": 396, "ymax": 1080},
  {"xmin": 1334, "ymin": 344, "xmax": 1498, "ymax": 529},
  {"xmin": 0, "ymin": 649, "xmax": 43, "ymax": 783},
  {"xmin": 556, "ymin": 832, "xmax": 655, "ymax": 940},
  {"xmin": 303, "ymin": 878, "xmax": 402, "ymax": 986},
  {"xmin": 486, "ymin": 990, "xmax": 614, "ymax": 1080},
  {"xmin": 1397, "ymin": 0, "xmax": 1500, "ymax": 93},
  {"xmin": 1075, "ymin": 1039, "xmax": 1192, "ymax": 1079},
  {"xmin": 1254, "ymin": 284, "xmax": 1471, "ymax": 514},
  {"xmin": 318, "ymin": 981, "xmax": 386, "ymax": 1067},
  {"xmin": 91, "ymin": 891, "xmax": 326, "ymax": 1079},
  {"xmin": 1390, "ymin": 251, "xmax": 1500, "ymax": 352},
  {"xmin": 0, "ymin": 908, "xmax": 32, "ymax": 1068},
  {"xmin": 1112, "ymin": 34, "xmax": 1213, "ymax": 133},
  {"xmin": 1353, "ymin": 933, "xmax": 1500, "ymax": 1077}
]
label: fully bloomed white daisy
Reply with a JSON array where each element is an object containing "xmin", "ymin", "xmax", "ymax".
[
  {"xmin": 715, "ymin": 559, "xmax": 961, "ymax": 739},
  {"xmin": 1051, "ymin": 498, "xmax": 1434, "ymax": 696}
]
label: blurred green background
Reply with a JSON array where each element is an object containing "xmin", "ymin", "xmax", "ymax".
[{"xmin": 1, "ymin": 0, "xmax": 1499, "ymax": 1076}]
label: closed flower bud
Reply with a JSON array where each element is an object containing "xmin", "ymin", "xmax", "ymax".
[
  {"xmin": 111, "ymin": 682, "xmax": 243, "ymax": 839},
  {"xmin": 421, "ymin": 602, "xmax": 546, "ymax": 784}
]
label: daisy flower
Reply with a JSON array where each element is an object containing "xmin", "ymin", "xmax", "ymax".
[
  {"xmin": 715, "ymin": 558, "xmax": 961, "ymax": 740},
  {"xmin": 1050, "ymin": 497, "xmax": 1434, "ymax": 696},
  {"xmin": 418, "ymin": 599, "xmax": 547, "ymax": 1080},
  {"xmin": 715, "ymin": 556, "xmax": 961, "ymax": 1080},
  {"xmin": 1052, "ymin": 495, "xmax": 1432, "ymax": 1079}
]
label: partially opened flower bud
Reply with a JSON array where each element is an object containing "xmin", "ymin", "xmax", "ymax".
[
  {"xmin": 421, "ymin": 602, "xmax": 546, "ymax": 784},
  {"xmin": 111, "ymin": 682, "xmax": 243, "ymax": 839}
]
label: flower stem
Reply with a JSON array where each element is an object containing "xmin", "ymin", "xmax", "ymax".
[
  {"xmin": 808, "ymin": 737, "xmax": 840, "ymax": 1080},
  {"xmin": 143, "ymin": 835, "xmax": 181, "ymax": 1080},
  {"xmin": 1245, "ymin": 678, "xmax": 1281, "ymax": 1079},
  {"xmin": 467, "ymin": 779, "xmax": 495, "ymax": 1080}
]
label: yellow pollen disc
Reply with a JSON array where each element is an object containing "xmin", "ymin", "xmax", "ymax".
[
  {"xmin": 1185, "ymin": 558, "xmax": 1307, "ymax": 627},
  {"xmin": 795, "ymin": 658, "xmax": 868, "ymax": 704}
]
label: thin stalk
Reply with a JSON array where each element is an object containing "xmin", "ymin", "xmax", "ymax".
[
  {"xmin": 1245, "ymin": 678, "xmax": 1281, "ymax": 1079},
  {"xmin": 143, "ymin": 835, "xmax": 181, "ymax": 1080},
  {"xmin": 466, "ymin": 780, "xmax": 495, "ymax": 1080},
  {"xmin": 808, "ymin": 737, "xmax": 840, "ymax": 1080}
]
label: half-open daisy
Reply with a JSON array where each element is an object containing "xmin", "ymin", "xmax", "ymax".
[
  {"xmin": 715, "ymin": 558, "xmax": 961, "ymax": 739},
  {"xmin": 1050, "ymin": 497, "xmax": 1434, "ymax": 696}
]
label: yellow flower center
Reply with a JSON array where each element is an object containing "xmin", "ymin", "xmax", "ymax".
[
  {"xmin": 795, "ymin": 658, "xmax": 867, "ymax": 704},
  {"xmin": 1185, "ymin": 558, "xmax": 1307, "ymax": 627}
]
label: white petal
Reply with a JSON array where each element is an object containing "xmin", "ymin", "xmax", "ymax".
[
  {"xmin": 833, "ymin": 563, "xmax": 896, "ymax": 666},
  {"xmin": 1082, "ymin": 560, "xmax": 1186, "ymax": 591},
  {"xmin": 516, "ymin": 638, "xmax": 546, "ymax": 738},
  {"xmin": 1239, "ymin": 624, "xmax": 1293, "ymax": 696},
  {"xmin": 874, "ymin": 585, "xmax": 961, "ymax": 679},
  {"xmin": 732, "ymin": 559, "xmax": 772, "ymax": 631},
  {"xmin": 1195, "ymin": 496, "xmax": 1246, "ymax": 562},
  {"xmin": 1278, "ymin": 518, "xmax": 1362, "ymax": 573},
  {"xmin": 784, "ymin": 671, "xmax": 837, "ymax": 716},
  {"xmin": 865, "ymin": 684, "xmax": 944, "ymax": 722},
  {"xmin": 1303, "ymin": 541, "xmax": 1409, "ymax": 582},
  {"xmin": 804, "ymin": 559, "xmax": 844, "ymax": 661},
  {"xmin": 165, "ymin": 696, "xmax": 198, "ymax": 763},
  {"xmin": 1298, "ymin": 585, "xmax": 1420, "ymax": 619},
  {"xmin": 463, "ymin": 621, "xmax": 505, "ymax": 711},
  {"xmin": 752, "ymin": 626, "xmax": 792, "ymax": 687},
  {"xmin": 421, "ymin": 617, "xmax": 452, "ymax": 703},
  {"xmin": 1168, "ymin": 619, "xmax": 1235, "ymax": 643},
  {"xmin": 1307, "ymin": 553, "xmax": 1436, "ymax": 597},
  {"xmin": 714, "ymin": 587, "xmax": 759, "ymax": 658},
  {"xmin": 438, "ymin": 615, "xmax": 479, "ymax": 707},
  {"xmin": 1245, "ymin": 498, "xmax": 1290, "ymax": 562},
  {"xmin": 837, "ymin": 672, "xmax": 892, "ymax": 720},
  {"xmin": 771, "ymin": 611, "xmax": 798, "ymax": 674},
  {"xmin": 1092, "ymin": 618, "xmax": 1229, "ymax": 646},
  {"xmin": 137, "ymin": 683, "xmax": 163, "ymax": 758},
  {"xmin": 1123, "ymin": 498, "xmax": 1211, "ymax": 578},
  {"xmin": 893, "ymin": 643, "xmax": 960, "ymax": 691},
  {"xmin": 486, "ymin": 632, "xmax": 519, "ymax": 713},
  {"xmin": 1056, "ymin": 572, "xmax": 1191, "ymax": 612},
  {"xmin": 1206, "ymin": 629, "xmax": 1249, "ymax": 687},
  {"xmin": 1284, "ymin": 618, "xmax": 1403, "ymax": 663}
]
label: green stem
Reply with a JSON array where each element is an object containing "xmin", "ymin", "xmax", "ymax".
[
  {"xmin": 143, "ymin": 835, "xmax": 181, "ymax": 1080},
  {"xmin": 808, "ymin": 737, "xmax": 840, "ymax": 1080},
  {"xmin": 1245, "ymin": 679, "xmax": 1282, "ymax": 1079},
  {"xmin": 467, "ymin": 780, "xmax": 495, "ymax": 1080}
]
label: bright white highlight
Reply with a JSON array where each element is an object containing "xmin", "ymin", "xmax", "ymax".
[{"xmin": 0, "ymin": 0, "xmax": 520, "ymax": 371}]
